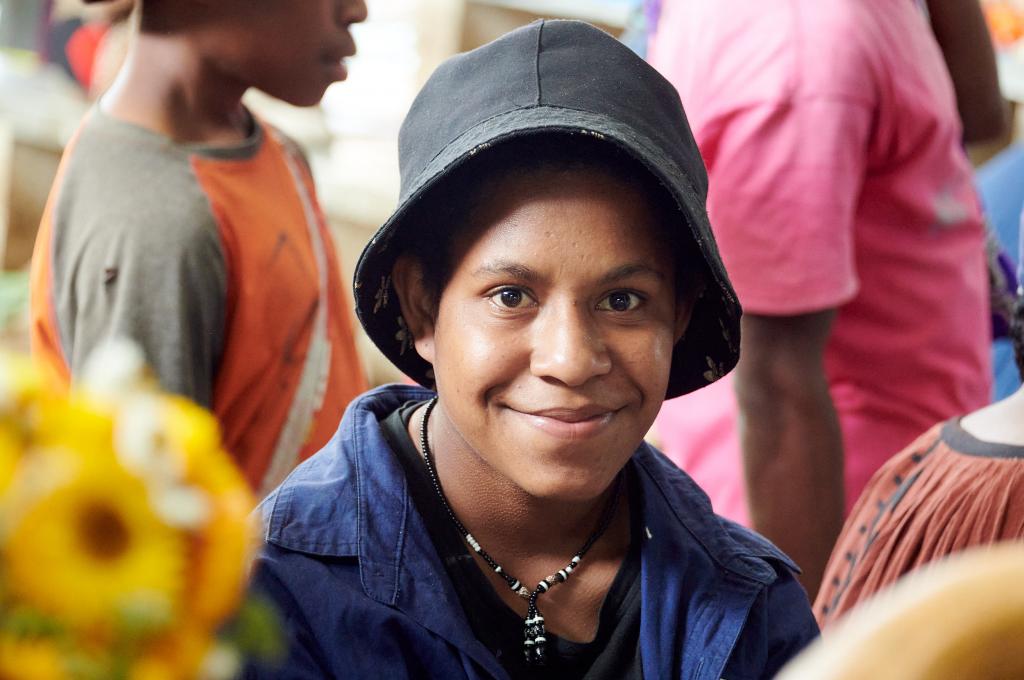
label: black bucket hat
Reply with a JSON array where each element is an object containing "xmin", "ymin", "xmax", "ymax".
[{"xmin": 353, "ymin": 19, "xmax": 741, "ymax": 398}]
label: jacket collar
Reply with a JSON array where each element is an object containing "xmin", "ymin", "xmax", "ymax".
[
  {"xmin": 261, "ymin": 385, "xmax": 796, "ymax": 676},
  {"xmin": 630, "ymin": 449, "xmax": 795, "ymax": 679},
  {"xmin": 262, "ymin": 385, "xmax": 506, "ymax": 675}
]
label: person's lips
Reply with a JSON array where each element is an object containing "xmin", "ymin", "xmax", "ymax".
[
  {"xmin": 508, "ymin": 404, "xmax": 620, "ymax": 441},
  {"xmin": 529, "ymin": 405, "xmax": 613, "ymax": 422},
  {"xmin": 321, "ymin": 44, "xmax": 356, "ymax": 81},
  {"xmin": 321, "ymin": 55, "xmax": 349, "ymax": 81}
]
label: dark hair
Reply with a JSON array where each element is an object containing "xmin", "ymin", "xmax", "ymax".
[{"xmin": 403, "ymin": 133, "xmax": 706, "ymax": 308}]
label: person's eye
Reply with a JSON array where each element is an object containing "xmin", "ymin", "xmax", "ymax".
[
  {"xmin": 490, "ymin": 287, "xmax": 532, "ymax": 309},
  {"xmin": 598, "ymin": 291, "xmax": 643, "ymax": 312}
]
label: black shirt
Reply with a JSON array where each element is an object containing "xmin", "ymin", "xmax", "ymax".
[{"xmin": 380, "ymin": 401, "xmax": 644, "ymax": 679}]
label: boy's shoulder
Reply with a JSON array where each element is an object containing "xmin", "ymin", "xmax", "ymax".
[
  {"xmin": 44, "ymin": 113, "xmax": 227, "ymax": 323},
  {"xmin": 54, "ymin": 111, "xmax": 220, "ymax": 241},
  {"xmin": 50, "ymin": 111, "xmax": 290, "ymax": 257},
  {"xmin": 67, "ymin": 109, "xmax": 197, "ymax": 178}
]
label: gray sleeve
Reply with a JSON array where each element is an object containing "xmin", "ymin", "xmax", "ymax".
[
  {"xmin": 46, "ymin": 113, "xmax": 230, "ymax": 408},
  {"xmin": 53, "ymin": 209, "xmax": 226, "ymax": 408}
]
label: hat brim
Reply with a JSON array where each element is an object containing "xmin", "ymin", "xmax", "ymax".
[{"xmin": 353, "ymin": 105, "xmax": 741, "ymax": 399}]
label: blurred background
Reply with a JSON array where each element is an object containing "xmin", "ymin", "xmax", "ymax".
[{"xmin": 0, "ymin": 0, "xmax": 1021, "ymax": 384}]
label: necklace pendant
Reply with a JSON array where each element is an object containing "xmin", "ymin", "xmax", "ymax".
[
  {"xmin": 523, "ymin": 614, "xmax": 547, "ymax": 666},
  {"xmin": 419, "ymin": 398, "xmax": 623, "ymax": 670}
]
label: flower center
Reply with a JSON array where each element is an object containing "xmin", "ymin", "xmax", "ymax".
[{"xmin": 78, "ymin": 502, "xmax": 131, "ymax": 561}]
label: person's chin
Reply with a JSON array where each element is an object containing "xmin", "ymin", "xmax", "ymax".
[
  {"xmin": 271, "ymin": 76, "xmax": 333, "ymax": 108},
  {"xmin": 286, "ymin": 87, "xmax": 330, "ymax": 108},
  {"xmin": 504, "ymin": 451, "xmax": 625, "ymax": 501},
  {"xmin": 515, "ymin": 469, "xmax": 621, "ymax": 504}
]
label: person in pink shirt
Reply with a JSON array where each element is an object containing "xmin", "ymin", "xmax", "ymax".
[{"xmin": 648, "ymin": 0, "xmax": 997, "ymax": 596}]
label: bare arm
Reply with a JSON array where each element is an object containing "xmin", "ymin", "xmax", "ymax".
[
  {"xmin": 734, "ymin": 310, "xmax": 844, "ymax": 598},
  {"xmin": 926, "ymin": 0, "xmax": 1009, "ymax": 144}
]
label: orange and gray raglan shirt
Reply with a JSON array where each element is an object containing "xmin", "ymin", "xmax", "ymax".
[{"xmin": 30, "ymin": 109, "xmax": 368, "ymax": 493}]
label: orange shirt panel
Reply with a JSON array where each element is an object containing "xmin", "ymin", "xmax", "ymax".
[
  {"xmin": 190, "ymin": 131, "xmax": 367, "ymax": 488},
  {"xmin": 30, "ymin": 128, "xmax": 79, "ymax": 393}
]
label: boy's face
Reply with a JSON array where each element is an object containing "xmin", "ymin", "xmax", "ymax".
[
  {"xmin": 210, "ymin": 0, "xmax": 367, "ymax": 106},
  {"xmin": 405, "ymin": 168, "xmax": 694, "ymax": 502}
]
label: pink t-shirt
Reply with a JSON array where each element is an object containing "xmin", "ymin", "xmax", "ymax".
[{"xmin": 649, "ymin": 0, "xmax": 992, "ymax": 523}]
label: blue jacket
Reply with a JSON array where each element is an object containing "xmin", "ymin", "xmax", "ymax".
[{"xmin": 245, "ymin": 385, "xmax": 818, "ymax": 679}]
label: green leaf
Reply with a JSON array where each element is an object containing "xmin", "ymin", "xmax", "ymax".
[
  {"xmin": 116, "ymin": 592, "xmax": 174, "ymax": 642},
  {"xmin": 220, "ymin": 596, "xmax": 285, "ymax": 664},
  {"xmin": 0, "ymin": 606, "xmax": 65, "ymax": 638}
]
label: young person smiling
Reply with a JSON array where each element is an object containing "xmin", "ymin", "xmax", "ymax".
[{"xmin": 245, "ymin": 20, "xmax": 818, "ymax": 680}]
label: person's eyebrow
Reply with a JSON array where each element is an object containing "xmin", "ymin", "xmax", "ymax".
[
  {"xmin": 598, "ymin": 263, "xmax": 667, "ymax": 285},
  {"xmin": 472, "ymin": 260, "xmax": 539, "ymax": 282}
]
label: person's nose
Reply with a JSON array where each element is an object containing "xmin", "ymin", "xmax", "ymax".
[
  {"xmin": 337, "ymin": 0, "xmax": 368, "ymax": 26},
  {"xmin": 530, "ymin": 301, "xmax": 612, "ymax": 387}
]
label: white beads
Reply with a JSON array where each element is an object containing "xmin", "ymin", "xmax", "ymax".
[{"xmin": 466, "ymin": 533, "xmax": 482, "ymax": 553}]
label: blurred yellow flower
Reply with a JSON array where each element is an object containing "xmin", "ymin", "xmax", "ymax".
[
  {"xmin": 35, "ymin": 396, "xmax": 116, "ymax": 455},
  {"xmin": 0, "ymin": 353, "xmax": 49, "ymax": 458},
  {"xmin": 0, "ymin": 352, "xmax": 44, "ymax": 413},
  {"xmin": 0, "ymin": 344, "xmax": 274, "ymax": 677},
  {"xmin": 158, "ymin": 397, "xmax": 256, "ymax": 626},
  {"xmin": 188, "ymin": 485, "xmax": 256, "ymax": 627},
  {"xmin": 0, "ymin": 634, "xmax": 66, "ymax": 680},
  {"xmin": 0, "ymin": 426, "xmax": 17, "ymax": 493},
  {"xmin": 4, "ymin": 447, "xmax": 187, "ymax": 635},
  {"xmin": 130, "ymin": 625, "xmax": 213, "ymax": 680},
  {"xmin": 161, "ymin": 396, "xmax": 249, "ymax": 497}
]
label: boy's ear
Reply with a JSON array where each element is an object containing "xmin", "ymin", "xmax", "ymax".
[
  {"xmin": 673, "ymin": 276, "xmax": 706, "ymax": 344},
  {"xmin": 391, "ymin": 255, "xmax": 437, "ymax": 365}
]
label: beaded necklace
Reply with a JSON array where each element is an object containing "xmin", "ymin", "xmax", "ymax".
[{"xmin": 418, "ymin": 397, "xmax": 623, "ymax": 666}]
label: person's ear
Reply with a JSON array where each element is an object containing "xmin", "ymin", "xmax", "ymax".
[
  {"xmin": 673, "ymin": 275, "xmax": 706, "ymax": 344},
  {"xmin": 391, "ymin": 255, "xmax": 437, "ymax": 365}
]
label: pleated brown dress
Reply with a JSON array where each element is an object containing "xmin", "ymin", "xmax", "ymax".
[{"xmin": 815, "ymin": 420, "xmax": 1024, "ymax": 627}]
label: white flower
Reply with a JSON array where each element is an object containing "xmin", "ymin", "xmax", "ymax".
[
  {"xmin": 80, "ymin": 339, "xmax": 149, "ymax": 400},
  {"xmin": 150, "ymin": 483, "xmax": 212, "ymax": 530},
  {"xmin": 198, "ymin": 643, "xmax": 242, "ymax": 680},
  {"xmin": 115, "ymin": 395, "xmax": 185, "ymax": 483}
]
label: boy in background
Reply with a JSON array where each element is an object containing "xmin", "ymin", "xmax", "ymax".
[{"xmin": 30, "ymin": 0, "xmax": 369, "ymax": 493}]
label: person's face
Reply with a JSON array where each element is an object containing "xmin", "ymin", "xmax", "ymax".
[
  {"xmin": 401, "ymin": 168, "xmax": 695, "ymax": 502},
  {"xmin": 210, "ymin": 0, "xmax": 367, "ymax": 106}
]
